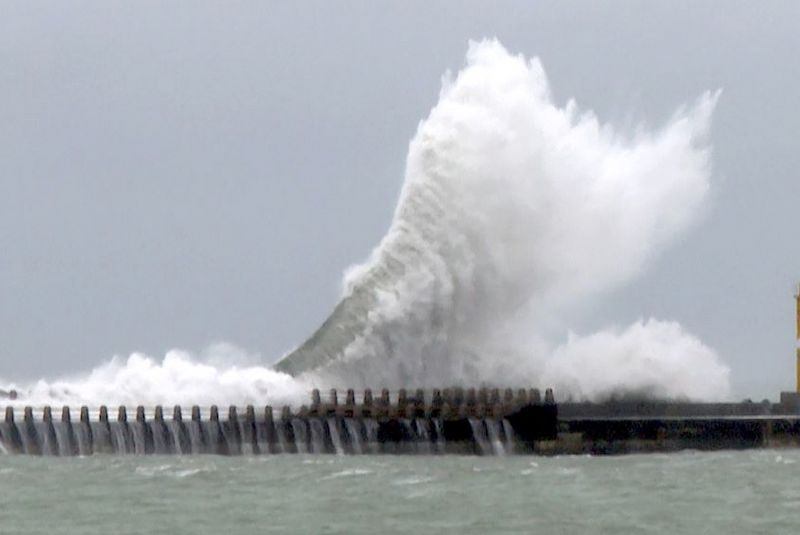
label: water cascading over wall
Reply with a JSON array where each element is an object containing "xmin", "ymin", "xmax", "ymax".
[
  {"xmin": 274, "ymin": 39, "xmax": 728, "ymax": 401},
  {"xmin": 0, "ymin": 388, "xmax": 557, "ymax": 456}
]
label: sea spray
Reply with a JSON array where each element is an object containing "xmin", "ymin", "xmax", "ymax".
[
  {"xmin": 1, "ymin": 347, "xmax": 307, "ymax": 407},
  {"xmin": 276, "ymin": 39, "xmax": 729, "ymax": 399},
  {"xmin": 1, "ymin": 39, "xmax": 730, "ymax": 405}
]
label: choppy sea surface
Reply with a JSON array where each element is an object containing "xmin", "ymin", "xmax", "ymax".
[{"xmin": 1, "ymin": 450, "xmax": 799, "ymax": 534}]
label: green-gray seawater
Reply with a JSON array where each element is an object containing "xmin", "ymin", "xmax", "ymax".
[{"xmin": 2, "ymin": 450, "xmax": 799, "ymax": 534}]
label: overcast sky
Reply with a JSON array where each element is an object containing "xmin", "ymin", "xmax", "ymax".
[{"xmin": 1, "ymin": 1, "xmax": 798, "ymax": 399}]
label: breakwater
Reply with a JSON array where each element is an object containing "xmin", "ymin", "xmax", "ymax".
[
  {"xmin": 548, "ymin": 398, "xmax": 800, "ymax": 454},
  {"xmin": 6, "ymin": 390, "xmax": 800, "ymax": 456},
  {"xmin": 0, "ymin": 387, "xmax": 557, "ymax": 456}
]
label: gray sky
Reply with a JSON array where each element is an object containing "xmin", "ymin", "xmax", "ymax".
[{"xmin": 1, "ymin": 1, "xmax": 798, "ymax": 400}]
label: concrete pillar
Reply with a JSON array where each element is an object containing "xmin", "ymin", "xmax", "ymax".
[
  {"xmin": 311, "ymin": 389, "xmax": 321, "ymax": 407},
  {"xmin": 189, "ymin": 406, "xmax": 207, "ymax": 455},
  {"xmin": 135, "ymin": 406, "xmax": 154, "ymax": 455},
  {"xmin": 344, "ymin": 389, "xmax": 355, "ymax": 418},
  {"xmin": 226, "ymin": 406, "xmax": 242, "ymax": 455},
  {"xmin": 2, "ymin": 407, "xmax": 22, "ymax": 454},
  {"xmin": 453, "ymin": 388, "xmax": 465, "ymax": 407},
  {"xmin": 478, "ymin": 388, "xmax": 489, "ymax": 405},
  {"xmin": 61, "ymin": 406, "xmax": 79, "ymax": 456},
  {"xmin": 23, "ymin": 406, "xmax": 41, "ymax": 456},
  {"xmin": 79, "ymin": 405, "xmax": 94, "ymax": 456},
  {"xmin": 327, "ymin": 389, "xmax": 338, "ymax": 416},
  {"xmin": 516, "ymin": 389, "xmax": 528, "ymax": 406},
  {"xmin": 380, "ymin": 388, "xmax": 390, "ymax": 406},
  {"xmin": 504, "ymin": 388, "xmax": 514, "ymax": 404},
  {"xmin": 92, "ymin": 405, "xmax": 111, "ymax": 454},
  {"xmin": 244, "ymin": 405, "xmax": 258, "ymax": 454},
  {"xmin": 207, "ymin": 405, "xmax": 225, "ymax": 455},
  {"xmin": 398, "ymin": 388, "xmax": 408, "ymax": 406},
  {"xmin": 414, "ymin": 389, "xmax": 425, "ymax": 417},
  {"xmin": 490, "ymin": 388, "xmax": 500, "ymax": 405},
  {"xmin": 263, "ymin": 405, "xmax": 277, "ymax": 453},
  {"xmin": 530, "ymin": 388, "xmax": 542, "ymax": 404},
  {"xmin": 42, "ymin": 406, "xmax": 58, "ymax": 456},
  {"xmin": 116, "ymin": 406, "xmax": 131, "ymax": 454},
  {"xmin": 280, "ymin": 406, "xmax": 291, "ymax": 421},
  {"xmin": 545, "ymin": 388, "xmax": 555, "ymax": 404},
  {"xmin": 173, "ymin": 406, "xmax": 191, "ymax": 454},
  {"xmin": 363, "ymin": 389, "xmax": 373, "ymax": 406},
  {"xmin": 150, "ymin": 405, "xmax": 170, "ymax": 453},
  {"xmin": 430, "ymin": 389, "xmax": 443, "ymax": 417}
]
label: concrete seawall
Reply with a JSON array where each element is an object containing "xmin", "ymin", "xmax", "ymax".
[
  {"xmin": 0, "ymin": 387, "xmax": 558, "ymax": 456},
  {"xmin": 5, "ymin": 392, "xmax": 800, "ymax": 456},
  {"xmin": 545, "ymin": 399, "xmax": 800, "ymax": 454}
]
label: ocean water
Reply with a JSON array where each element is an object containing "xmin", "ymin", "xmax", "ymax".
[{"xmin": 1, "ymin": 450, "xmax": 799, "ymax": 534}]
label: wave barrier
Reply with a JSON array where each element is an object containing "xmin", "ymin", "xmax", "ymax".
[{"xmin": 0, "ymin": 387, "xmax": 558, "ymax": 456}]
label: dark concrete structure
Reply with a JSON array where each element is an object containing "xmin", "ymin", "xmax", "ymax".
[{"xmin": 4, "ymin": 390, "xmax": 800, "ymax": 456}]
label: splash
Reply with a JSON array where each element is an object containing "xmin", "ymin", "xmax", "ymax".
[
  {"xmin": 543, "ymin": 320, "xmax": 729, "ymax": 401},
  {"xmin": 2, "ymin": 39, "xmax": 730, "ymax": 405},
  {"xmin": 1, "ymin": 345, "xmax": 306, "ymax": 407},
  {"xmin": 276, "ymin": 39, "xmax": 730, "ymax": 400}
]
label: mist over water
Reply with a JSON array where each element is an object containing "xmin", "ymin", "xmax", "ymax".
[{"xmin": 2, "ymin": 39, "xmax": 730, "ymax": 406}]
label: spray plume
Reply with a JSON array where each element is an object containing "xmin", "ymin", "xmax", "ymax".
[{"xmin": 2, "ymin": 39, "xmax": 730, "ymax": 405}]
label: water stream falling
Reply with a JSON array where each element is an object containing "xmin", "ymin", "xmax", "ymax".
[
  {"xmin": 327, "ymin": 418, "xmax": 345, "ymax": 455},
  {"xmin": 343, "ymin": 419, "xmax": 363, "ymax": 454},
  {"xmin": 486, "ymin": 420, "xmax": 506, "ymax": 456},
  {"xmin": 0, "ymin": 411, "xmax": 541, "ymax": 456},
  {"xmin": 309, "ymin": 419, "xmax": 326, "ymax": 454},
  {"xmin": 290, "ymin": 418, "xmax": 309, "ymax": 454}
]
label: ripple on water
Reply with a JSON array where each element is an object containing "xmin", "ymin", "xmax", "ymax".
[
  {"xmin": 392, "ymin": 476, "xmax": 434, "ymax": 486},
  {"xmin": 135, "ymin": 463, "xmax": 215, "ymax": 479},
  {"xmin": 321, "ymin": 468, "xmax": 373, "ymax": 480}
]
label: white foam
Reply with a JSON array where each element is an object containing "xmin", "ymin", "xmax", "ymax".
[
  {"xmin": 1, "ymin": 345, "xmax": 308, "ymax": 407},
  {"xmin": 2, "ymin": 39, "xmax": 731, "ymax": 404},
  {"xmin": 288, "ymin": 39, "xmax": 729, "ymax": 400}
]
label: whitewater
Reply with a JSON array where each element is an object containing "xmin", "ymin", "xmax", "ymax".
[{"xmin": 0, "ymin": 39, "xmax": 730, "ymax": 406}]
